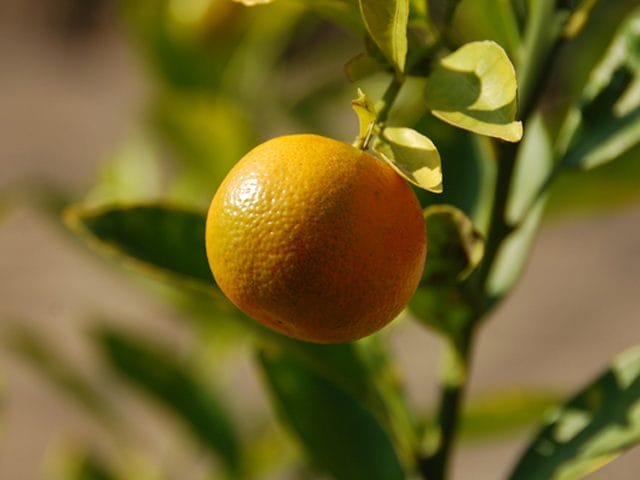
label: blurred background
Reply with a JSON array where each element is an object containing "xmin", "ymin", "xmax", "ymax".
[{"xmin": 1, "ymin": 0, "xmax": 639, "ymax": 479}]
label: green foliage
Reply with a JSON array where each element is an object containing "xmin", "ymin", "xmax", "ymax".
[
  {"xmin": 409, "ymin": 205, "xmax": 483, "ymax": 338},
  {"xmin": 52, "ymin": 450, "xmax": 119, "ymax": 480},
  {"xmin": 6, "ymin": 327, "xmax": 115, "ymax": 426},
  {"xmin": 64, "ymin": 204, "xmax": 214, "ymax": 289},
  {"xmin": 258, "ymin": 345, "xmax": 406, "ymax": 480},
  {"xmin": 7, "ymin": 0, "xmax": 640, "ymax": 479},
  {"xmin": 374, "ymin": 127, "xmax": 443, "ymax": 192},
  {"xmin": 424, "ymin": 41, "xmax": 522, "ymax": 142},
  {"xmin": 96, "ymin": 327, "xmax": 243, "ymax": 477},
  {"xmin": 358, "ymin": 0, "xmax": 409, "ymax": 73},
  {"xmin": 510, "ymin": 345, "xmax": 640, "ymax": 480},
  {"xmin": 558, "ymin": 10, "xmax": 640, "ymax": 170}
]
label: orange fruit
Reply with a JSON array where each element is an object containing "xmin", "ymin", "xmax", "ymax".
[{"xmin": 205, "ymin": 134, "xmax": 426, "ymax": 343}]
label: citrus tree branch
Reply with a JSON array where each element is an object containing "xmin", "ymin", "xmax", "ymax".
[{"xmin": 418, "ymin": 323, "xmax": 475, "ymax": 480}]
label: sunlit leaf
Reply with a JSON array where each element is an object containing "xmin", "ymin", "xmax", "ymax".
[
  {"xmin": 510, "ymin": 344, "xmax": 640, "ymax": 480},
  {"xmin": 258, "ymin": 345, "xmax": 405, "ymax": 480},
  {"xmin": 358, "ymin": 0, "xmax": 409, "ymax": 72},
  {"xmin": 425, "ymin": 40, "xmax": 523, "ymax": 142},
  {"xmin": 351, "ymin": 88, "xmax": 377, "ymax": 147},
  {"xmin": 64, "ymin": 204, "xmax": 217, "ymax": 292},
  {"xmin": 559, "ymin": 11, "xmax": 640, "ymax": 170},
  {"xmin": 373, "ymin": 127, "xmax": 443, "ymax": 192},
  {"xmin": 96, "ymin": 327, "xmax": 243, "ymax": 476}
]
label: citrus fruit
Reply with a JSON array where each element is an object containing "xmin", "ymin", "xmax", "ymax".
[{"xmin": 205, "ymin": 134, "xmax": 427, "ymax": 343}]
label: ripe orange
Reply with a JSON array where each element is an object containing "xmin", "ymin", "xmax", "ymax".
[{"xmin": 205, "ymin": 134, "xmax": 426, "ymax": 343}]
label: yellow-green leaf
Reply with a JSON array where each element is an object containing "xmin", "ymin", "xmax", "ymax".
[
  {"xmin": 351, "ymin": 88, "xmax": 378, "ymax": 148},
  {"xmin": 425, "ymin": 40, "xmax": 523, "ymax": 142},
  {"xmin": 373, "ymin": 127, "xmax": 442, "ymax": 193},
  {"xmin": 510, "ymin": 344, "xmax": 640, "ymax": 480},
  {"xmin": 358, "ymin": 0, "xmax": 409, "ymax": 73}
]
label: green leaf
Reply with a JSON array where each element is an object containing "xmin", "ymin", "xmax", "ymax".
[
  {"xmin": 345, "ymin": 52, "xmax": 387, "ymax": 83},
  {"xmin": 450, "ymin": 0, "xmax": 521, "ymax": 59},
  {"xmin": 562, "ymin": 0, "xmax": 600, "ymax": 39},
  {"xmin": 5, "ymin": 327, "xmax": 114, "ymax": 426},
  {"xmin": 84, "ymin": 135, "xmax": 163, "ymax": 208},
  {"xmin": 52, "ymin": 449, "xmax": 118, "ymax": 480},
  {"xmin": 505, "ymin": 113, "xmax": 554, "ymax": 224},
  {"xmin": 351, "ymin": 88, "xmax": 378, "ymax": 147},
  {"xmin": 425, "ymin": 40, "xmax": 523, "ymax": 142},
  {"xmin": 422, "ymin": 205, "xmax": 484, "ymax": 282},
  {"xmin": 258, "ymin": 346, "xmax": 405, "ymax": 480},
  {"xmin": 151, "ymin": 92, "xmax": 254, "ymax": 207},
  {"xmin": 358, "ymin": 0, "xmax": 409, "ymax": 73},
  {"xmin": 486, "ymin": 114, "xmax": 553, "ymax": 301},
  {"xmin": 461, "ymin": 390, "xmax": 561, "ymax": 441},
  {"xmin": 96, "ymin": 327, "xmax": 243, "ymax": 476},
  {"xmin": 509, "ymin": 344, "xmax": 640, "ymax": 480},
  {"xmin": 408, "ymin": 205, "xmax": 483, "ymax": 337},
  {"xmin": 559, "ymin": 11, "xmax": 640, "ymax": 170},
  {"xmin": 264, "ymin": 336, "xmax": 418, "ymax": 461},
  {"xmin": 64, "ymin": 204, "xmax": 216, "ymax": 292},
  {"xmin": 373, "ymin": 127, "xmax": 443, "ymax": 193}
]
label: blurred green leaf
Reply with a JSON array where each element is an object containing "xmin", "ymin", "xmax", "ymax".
[
  {"xmin": 450, "ymin": 0, "xmax": 521, "ymax": 59},
  {"xmin": 6, "ymin": 326, "xmax": 114, "ymax": 426},
  {"xmin": 509, "ymin": 344, "xmax": 640, "ymax": 480},
  {"xmin": 118, "ymin": 0, "xmax": 243, "ymax": 90},
  {"xmin": 96, "ymin": 327, "xmax": 243, "ymax": 477},
  {"xmin": 408, "ymin": 205, "xmax": 483, "ymax": 337},
  {"xmin": 461, "ymin": 390, "xmax": 560, "ymax": 440},
  {"xmin": 84, "ymin": 135, "xmax": 164, "ymax": 208},
  {"xmin": 374, "ymin": 127, "xmax": 443, "ymax": 193},
  {"xmin": 64, "ymin": 204, "xmax": 217, "ymax": 292},
  {"xmin": 51, "ymin": 449, "xmax": 118, "ymax": 480},
  {"xmin": 345, "ymin": 52, "xmax": 387, "ymax": 82},
  {"xmin": 486, "ymin": 115, "xmax": 553, "ymax": 303},
  {"xmin": 562, "ymin": 0, "xmax": 599, "ymax": 39},
  {"xmin": 257, "ymin": 345, "xmax": 405, "ymax": 480},
  {"xmin": 305, "ymin": 0, "xmax": 364, "ymax": 33},
  {"xmin": 505, "ymin": 113, "xmax": 554, "ymax": 224},
  {"xmin": 559, "ymin": 11, "xmax": 640, "ymax": 170},
  {"xmin": 263, "ymin": 335, "xmax": 417, "ymax": 462},
  {"xmin": 425, "ymin": 40, "xmax": 522, "ymax": 142},
  {"xmin": 233, "ymin": 0, "xmax": 274, "ymax": 5},
  {"xmin": 151, "ymin": 92, "xmax": 254, "ymax": 207},
  {"xmin": 358, "ymin": 0, "xmax": 409, "ymax": 73}
]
